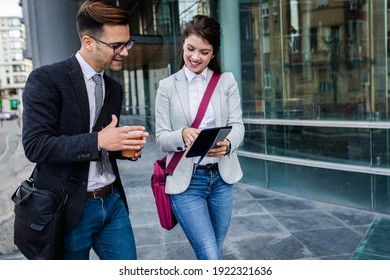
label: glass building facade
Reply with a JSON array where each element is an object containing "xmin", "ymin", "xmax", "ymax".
[
  {"xmin": 234, "ymin": 0, "xmax": 390, "ymax": 214},
  {"xmin": 22, "ymin": 0, "xmax": 390, "ymax": 214}
]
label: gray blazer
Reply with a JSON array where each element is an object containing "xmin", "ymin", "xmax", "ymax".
[{"xmin": 155, "ymin": 68, "xmax": 245, "ymax": 194}]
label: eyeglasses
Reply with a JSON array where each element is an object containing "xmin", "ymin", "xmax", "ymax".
[{"xmin": 90, "ymin": 36, "xmax": 135, "ymax": 54}]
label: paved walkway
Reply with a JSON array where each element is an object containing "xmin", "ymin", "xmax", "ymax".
[
  {"xmin": 0, "ymin": 123, "xmax": 385, "ymax": 260},
  {"xmin": 0, "ymin": 120, "xmax": 34, "ymax": 256}
]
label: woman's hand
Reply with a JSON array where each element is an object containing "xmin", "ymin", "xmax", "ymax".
[
  {"xmin": 207, "ymin": 139, "xmax": 230, "ymax": 158},
  {"xmin": 182, "ymin": 127, "xmax": 200, "ymax": 148}
]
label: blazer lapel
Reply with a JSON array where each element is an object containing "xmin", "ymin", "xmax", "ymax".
[
  {"xmin": 174, "ymin": 69, "xmax": 192, "ymax": 126},
  {"xmin": 103, "ymin": 76, "xmax": 112, "ymax": 99},
  {"xmin": 67, "ymin": 56, "xmax": 90, "ymax": 131}
]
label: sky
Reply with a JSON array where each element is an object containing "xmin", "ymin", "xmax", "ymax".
[{"xmin": 0, "ymin": 0, "xmax": 22, "ymax": 17}]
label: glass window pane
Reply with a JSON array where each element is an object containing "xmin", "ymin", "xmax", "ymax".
[
  {"xmin": 241, "ymin": 0, "xmax": 389, "ymax": 121},
  {"xmin": 265, "ymin": 125, "xmax": 371, "ymax": 165},
  {"xmin": 372, "ymin": 129, "xmax": 390, "ymax": 168},
  {"xmin": 242, "ymin": 124, "xmax": 265, "ymax": 154},
  {"xmin": 240, "ymin": 2, "xmax": 264, "ymax": 118},
  {"xmin": 373, "ymin": 175, "xmax": 390, "ymax": 213},
  {"xmin": 239, "ymin": 157, "xmax": 266, "ymax": 187},
  {"xmin": 241, "ymin": 124, "xmax": 377, "ymax": 166},
  {"xmin": 268, "ymin": 162, "xmax": 372, "ymax": 211}
]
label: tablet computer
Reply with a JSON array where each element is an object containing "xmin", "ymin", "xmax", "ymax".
[{"xmin": 185, "ymin": 126, "xmax": 232, "ymax": 158}]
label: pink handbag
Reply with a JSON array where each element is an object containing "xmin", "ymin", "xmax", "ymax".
[
  {"xmin": 151, "ymin": 73, "xmax": 221, "ymax": 230},
  {"xmin": 151, "ymin": 155, "xmax": 177, "ymax": 230}
]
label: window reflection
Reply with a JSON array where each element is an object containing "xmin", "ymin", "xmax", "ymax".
[
  {"xmin": 241, "ymin": 0, "xmax": 389, "ymax": 121},
  {"xmin": 267, "ymin": 162, "xmax": 372, "ymax": 210},
  {"xmin": 267, "ymin": 125, "xmax": 371, "ymax": 165},
  {"xmin": 243, "ymin": 124, "xmax": 389, "ymax": 167}
]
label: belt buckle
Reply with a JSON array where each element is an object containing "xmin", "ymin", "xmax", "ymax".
[
  {"xmin": 93, "ymin": 188, "xmax": 102, "ymax": 199},
  {"xmin": 206, "ymin": 163, "xmax": 215, "ymax": 171}
]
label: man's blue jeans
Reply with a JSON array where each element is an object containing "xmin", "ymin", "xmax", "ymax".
[
  {"xmin": 63, "ymin": 188, "xmax": 136, "ymax": 260},
  {"xmin": 170, "ymin": 168, "xmax": 233, "ymax": 260}
]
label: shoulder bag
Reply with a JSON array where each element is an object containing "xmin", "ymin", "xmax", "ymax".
[{"xmin": 11, "ymin": 174, "xmax": 72, "ymax": 260}]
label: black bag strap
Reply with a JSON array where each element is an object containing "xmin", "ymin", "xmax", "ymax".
[
  {"xmin": 25, "ymin": 167, "xmax": 71, "ymax": 205},
  {"xmin": 11, "ymin": 180, "xmax": 34, "ymax": 206}
]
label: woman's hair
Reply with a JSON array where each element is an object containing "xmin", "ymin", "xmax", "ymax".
[
  {"xmin": 76, "ymin": 0, "xmax": 130, "ymax": 38},
  {"xmin": 179, "ymin": 15, "xmax": 222, "ymax": 73}
]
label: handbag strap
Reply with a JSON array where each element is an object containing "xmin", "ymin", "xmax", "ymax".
[
  {"xmin": 165, "ymin": 72, "xmax": 222, "ymax": 175},
  {"xmin": 190, "ymin": 73, "xmax": 221, "ymax": 129}
]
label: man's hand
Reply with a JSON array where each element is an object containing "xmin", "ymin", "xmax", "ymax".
[{"xmin": 98, "ymin": 115, "xmax": 149, "ymax": 154}]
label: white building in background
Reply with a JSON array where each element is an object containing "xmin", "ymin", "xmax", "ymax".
[{"xmin": 0, "ymin": 16, "xmax": 32, "ymax": 113}]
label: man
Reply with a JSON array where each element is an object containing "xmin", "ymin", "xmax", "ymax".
[{"xmin": 22, "ymin": 0, "xmax": 148, "ymax": 260}]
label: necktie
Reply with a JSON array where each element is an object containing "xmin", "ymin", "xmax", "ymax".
[
  {"xmin": 92, "ymin": 74, "xmax": 112, "ymax": 175},
  {"xmin": 92, "ymin": 74, "xmax": 104, "ymax": 124}
]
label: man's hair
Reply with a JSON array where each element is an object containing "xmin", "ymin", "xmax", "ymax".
[
  {"xmin": 76, "ymin": 0, "xmax": 130, "ymax": 38},
  {"xmin": 179, "ymin": 15, "xmax": 222, "ymax": 73}
]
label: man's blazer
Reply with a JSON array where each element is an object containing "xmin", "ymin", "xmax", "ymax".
[
  {"xmin": 22, "ymin": 55, "xmax": 128, "ymax": 232},
  {"xmin": 155, "ymin": 68, "xmax": 245, "ymax": 194}
]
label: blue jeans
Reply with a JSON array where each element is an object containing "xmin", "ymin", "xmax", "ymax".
[
  {"xmin": 170, "ymin": 168, "xmax": 233, "ymax": 260},
  {"xmin": 63, "ymin": 188, "xmax": 136, "ymax": 260}
]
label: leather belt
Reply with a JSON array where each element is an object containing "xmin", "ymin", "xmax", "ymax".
[
  {"xmin": 87, "ymin": 184, "xmax": 114, "ymax": 199},
  {"xmin": 196, "ymin": 163, "xmax": 218, "ymax": 171}
]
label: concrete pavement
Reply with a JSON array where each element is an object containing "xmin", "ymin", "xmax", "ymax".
[{"xmin": 0, "ymin": 121, "xmax": 384, "ymax": 260}]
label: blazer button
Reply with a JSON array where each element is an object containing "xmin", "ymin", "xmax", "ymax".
[{"xmin": 177, "ymin": 147, "xmax": 183, "ymax": 151}]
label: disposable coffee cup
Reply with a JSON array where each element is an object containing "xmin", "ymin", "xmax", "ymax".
[
  {"xmin": 122, "ymin": 149, "xmax": 138, "ymax": 158},
  {"xmin": 122, "ymin": 130, "xmax": 143, "ymax": 158}
]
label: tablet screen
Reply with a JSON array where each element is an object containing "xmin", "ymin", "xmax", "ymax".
[{"xmin": 185, "ymin": 126, "xmax": 232, "ymax": 158}]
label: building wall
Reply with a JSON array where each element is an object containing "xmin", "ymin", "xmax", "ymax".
[
  {"xmin": 0, "ymin": 16, "xmax": 32, "ymax": 114},
  {"xmin": 22, "ymin": 0, "xmax": 80, "ymax": 68},
  {"xmin": 237, "ymin": 0, "xmax": 390, "ymax": 214}
]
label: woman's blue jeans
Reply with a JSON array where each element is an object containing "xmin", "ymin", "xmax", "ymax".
[
  {"xmin": 63, "ymin": 188, "xmax": 136, "ymax": 260},
  {"xmin": 170, "ymin": 168, "xmax": 233, "ymax": 260}
]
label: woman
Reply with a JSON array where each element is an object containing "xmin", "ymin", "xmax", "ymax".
[{"xmin": 155, "ymin": 15, "xmax": 244, "ymax": 260}]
